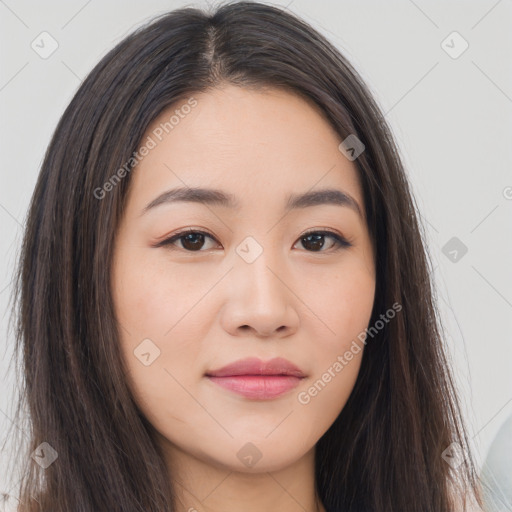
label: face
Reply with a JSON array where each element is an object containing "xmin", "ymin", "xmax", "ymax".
[{"xmin": 111, "ymin": 84, "xmax": 376, "ymax": 473}]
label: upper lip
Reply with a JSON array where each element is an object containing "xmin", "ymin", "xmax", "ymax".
[{"xmin": 206, "ymin": 357, "xmax": 306, "ymax": 378}]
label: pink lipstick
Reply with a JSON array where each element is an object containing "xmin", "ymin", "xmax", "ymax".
[{"xmin": 205, "ymin": 357, "xmax": 305, "ymax": 400}]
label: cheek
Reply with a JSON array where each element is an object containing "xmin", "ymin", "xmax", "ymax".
[
  {"xmin": 297, "ymin": 349, "xmax": 363, "ymax": 430},
  {"xmin": 307, "ymin": 257, "xmax": 376, "ymax": 347},
  {"xmin": 300, "ymin": 260, "xmax": 374, "ymax": 404},
  {"xmin": 295, "ymin": 270, "xmax": 372, "ymax": 423},
  {"xmin": 112, "ymin": 246, "xmax": 207, "ymax": 339},
  {"xmin": 112, "ymin": 247, "xmax": 214, "ymax": 400}
]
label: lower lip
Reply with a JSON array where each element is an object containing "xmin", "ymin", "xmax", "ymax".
[{"xmin": 207, "ymin": 375, "xmax": 302, "ymax": 399}]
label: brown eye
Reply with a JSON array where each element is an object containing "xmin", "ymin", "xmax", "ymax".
[
  {"xmin": 294, "ymin": 231, "xmax": 352, "ymax": 252},
  {"xmin": 156, "ymin": 229, "xmax": 351, "ymax": 253},
  {"xmin": 157, "ymin": 229, "xmax": 219, "ymax": 252},
  {"xmin": 179, "ymin": 232, "xmax": 207, "ymax": 251}
]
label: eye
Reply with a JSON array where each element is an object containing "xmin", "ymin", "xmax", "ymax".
[
  {"xmin": 156, "ymin": 228, "xmax": 219, "ymax": 252},
  {"xmin": 155, "ymin": 228, "xmax": 352, "ymax": 253},
  {"xmin": 293, "ymin": 230, "xmax": 352, "ymax": 252}
]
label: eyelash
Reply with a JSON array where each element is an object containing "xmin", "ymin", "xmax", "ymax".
[{"xmin": 155, "ymin": 228, "xmax": 352, "ymax": 253}]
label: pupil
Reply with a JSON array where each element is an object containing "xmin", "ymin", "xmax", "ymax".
[
  {"xmin": 182, "ymin": 233, "xmax": 204, "ymax": 251},
  {"xmin": 303, "ymin": 234, "xmax": 324, "ymax": 251}
]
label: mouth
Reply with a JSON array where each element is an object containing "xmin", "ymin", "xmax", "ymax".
[{"xmin": 205, "ymin": 357, "xmax": 306, "ymax": 400}]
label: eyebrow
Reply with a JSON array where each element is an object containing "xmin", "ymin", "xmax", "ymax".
[{"xmin": 141, "ymin": 186, "xmax": 363, "ymax": 218}]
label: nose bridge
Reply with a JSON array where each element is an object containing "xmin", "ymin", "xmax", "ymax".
[
  {"xmin": 234, "ymin": 234, "xmax": 285, "ymax": 302},
  {"xmin": 218, "ymin": 232, "xmax": 300, "ymax": 338}
]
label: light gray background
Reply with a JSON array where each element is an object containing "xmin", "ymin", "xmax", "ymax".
[{"xmin": 1, "ymin": 0, "xmax": 511, "ymax": 504}]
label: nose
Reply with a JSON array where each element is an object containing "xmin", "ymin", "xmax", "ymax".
[{"xmin": 219, "ymin": 246, "xmax": 300, "ymax": 339}]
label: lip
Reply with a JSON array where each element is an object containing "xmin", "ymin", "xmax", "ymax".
[{"xmin": 205, "ymin": 357, "xmax": 306, "ymax": 400}]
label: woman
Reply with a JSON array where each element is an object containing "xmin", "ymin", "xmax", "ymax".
[{"xmin": 8, "ymin": 1, "xmax": 483, "ymax": 510}]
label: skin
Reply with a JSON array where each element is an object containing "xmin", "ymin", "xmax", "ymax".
[{"xmin": 111, "ymin": 84, "xmax": 376, "ymax": 512}]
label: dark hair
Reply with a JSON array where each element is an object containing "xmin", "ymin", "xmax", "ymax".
[{"xmin": 7, "ymin": 1, "xmax": 482, "ymax": 510}]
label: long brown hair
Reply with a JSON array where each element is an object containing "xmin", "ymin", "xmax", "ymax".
[{"xmin": 7, "ymin": 1, "xmax": 481, "ymax": 510}]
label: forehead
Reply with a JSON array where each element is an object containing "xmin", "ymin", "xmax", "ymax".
[{"xmin": 127, "ymin": 85, "xmax": 363, "ymax": 213}]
